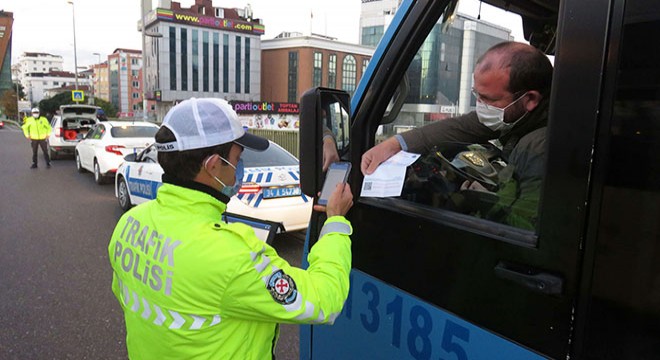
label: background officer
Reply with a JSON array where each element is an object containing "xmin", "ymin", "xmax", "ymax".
[
  {"xmin": 22, "ymin": 108, "xmax": 52, "ymax": 169},
  {"xmin": 108, "ymin": 98, "xmax": 353, "ymax": 359}
]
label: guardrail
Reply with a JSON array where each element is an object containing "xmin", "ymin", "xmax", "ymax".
[{"xmin": 247, "ymin": 129, "xmax": 299, "ymax": 158}]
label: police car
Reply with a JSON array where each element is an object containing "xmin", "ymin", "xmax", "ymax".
[{"xmin": 115, "ymin": 141, "xmax": 313, "ymax": 234}]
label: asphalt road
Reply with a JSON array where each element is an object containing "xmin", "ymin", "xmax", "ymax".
[{"xmin": 0, "ymin": 125, "xmax": 304, "ymax": 359}]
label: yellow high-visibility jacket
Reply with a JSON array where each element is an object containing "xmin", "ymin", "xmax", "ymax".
[
  {"xmin": 108, "ymin": 181, "xmax": 352, "ymax": 359},
  {"xmin": 22, "ymin": 116, "xmax": 52, "ymax": 140}
]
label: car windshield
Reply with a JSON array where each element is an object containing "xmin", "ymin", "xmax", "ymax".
[
  {"xmin": 111, "ymin": 126, "xmax": 158, "ymax": 138},
  {"xmin": 242, "ymin": 144, "xmax": 298, "ymax": 167}
]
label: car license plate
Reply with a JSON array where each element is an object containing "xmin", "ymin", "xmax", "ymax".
[{"xmin": 262, "ymin": 186, "xmax": 301, "ymax": 199}]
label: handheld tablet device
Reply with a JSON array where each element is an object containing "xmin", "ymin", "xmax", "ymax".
[{"xmin": 318, "ymin": 162, "xmax": 351, "ymax": 205}]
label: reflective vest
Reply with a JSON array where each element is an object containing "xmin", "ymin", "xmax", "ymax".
[
  {"xmin": 108, "ymin": 183, "xmax": 352, "ymax": 359},
  {"xmin": 22, "ymin": 116, "xmax": 52, "ymax": 140}
]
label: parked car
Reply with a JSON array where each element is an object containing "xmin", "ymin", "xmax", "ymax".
[
  {"xmin": 48, "ymin": 104, "xmax": 100, "ymax": 159},
  {"xmin": 0, "ymin": 119, "xmax": 4, "ymax": 129},
  {"xmin": 115, "ymin": 141, "xmax": 313, "ymax": 235},
  {"xmin": 76, "ymin": 121, "xmax": 159, "ymax": 184}
]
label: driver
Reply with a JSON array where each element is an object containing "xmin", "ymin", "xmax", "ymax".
[{"xmin": 361, "ymin": 41, "xmax": 553, "ymax": 230}]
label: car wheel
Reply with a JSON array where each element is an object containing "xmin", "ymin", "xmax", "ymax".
[
  {"xmin": 94, "ymin": 160, "xmax": 106, "ymax": 185},
  {"xmin": 76, "ymin": 152, "xmax": 86, "ymax": 173},
  {"xmin": 117, "ymin": 176, "xmax": 132, "ymax": 211}
]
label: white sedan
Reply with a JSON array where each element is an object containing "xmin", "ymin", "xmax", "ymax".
[
  {"xmin": 75, "ymin": 121, "xmax": 159, "ymax": 184},
  {"xmin": 115, "ymin": 141, "xmax": 313, "ymax": 240}
]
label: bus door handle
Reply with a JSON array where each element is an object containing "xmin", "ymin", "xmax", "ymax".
[{"xmin": 494, "ymin": 261, "xmax": 563, "ymax": 296}]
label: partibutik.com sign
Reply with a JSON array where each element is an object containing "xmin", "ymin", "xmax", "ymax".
[{"xmin": 156, "ymin": 9, "xmax": 265, "ymax": 35}]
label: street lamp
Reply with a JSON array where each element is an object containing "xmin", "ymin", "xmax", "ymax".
[
  {"xmin": 92, "ymin": 52, "xmax": 102, "ymax": 102},
  {"xmin": 67, "ymin": 1, "xmax": 79, "ymax": 92}
]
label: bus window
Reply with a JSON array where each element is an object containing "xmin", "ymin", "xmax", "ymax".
[{"xmin": 375, "ymin": 13, "xmax": 547, "ymax": 234}]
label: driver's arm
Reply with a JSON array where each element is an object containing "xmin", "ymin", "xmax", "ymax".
[{"xmin": 398, "ymin": 112, "xmax": 495, "ymax": 154}]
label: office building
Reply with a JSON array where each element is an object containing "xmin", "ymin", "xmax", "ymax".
[
  {"xmin": 0, "ymin": 11, "xmax": 13, "ymax": 93},
  {"xmin": 142, "ymin": 0, "xmax": 265, "ymax": 120},
  {"xmin": 360, "ymin": 1, "xmax": 512, "ymax": 126}
]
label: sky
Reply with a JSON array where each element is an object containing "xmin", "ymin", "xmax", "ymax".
[{"xmin": 5, "ymin": 0, "xmax": 524, "ymax": 72}]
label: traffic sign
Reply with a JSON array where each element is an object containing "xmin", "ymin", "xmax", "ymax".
[{"xmin": 72, "ymin": 90, "xmax": 85, "ymax": 102}]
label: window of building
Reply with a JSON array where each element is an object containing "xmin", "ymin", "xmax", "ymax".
[
  {"xmin": 362, "ymin": 58, "xmax": 370, "ymax": 76},
  {"xmin": 132, "ymin": 69, "xmax": 139, "ymax": 78},
  {"xmin": 133, "ymin": 104, "xmax": 139, "ymax": 110},
  {"xmin": 342, "ymin": 55, "xmax": 357, "ymax": 95},
  {"xmin": 131, "ymin": 58, "xmax": 139, "ymax": 65},
  {"xmin": 361, "ymin": 25, "xmax": 385, "ymax": 47},
  {"xmin": 328, "ymin": 54, "xmax": 337, "ymax": 88},
  {"xmin": 132, "ymin": 92, "xmax": 139, "ymax": 99},
  {"xmin": 288, "ymin": 51, "xmax": 298, "ymax": 102},
  {"xmin": 133, "ymin": 81, "xmax": 140, "ymax": 87},
  {"xmin": 192, "ymin": 30, "xmax": 199, "ymax": 91},
  {"xmin": 181, "ymin": 28, "xmax": 188, "ymax": 91},
  {"xmin": 235, "ymin": 36, "xmax": 242, "ymax": 93},
  {"xmin": 245, "ymin": 38, "xmax": 250, "ymax": 93},
  {"xmin": 223, "ymin": 34, "xmax": 229, "ymax": 92},
  {"xmin": 215, "ymin": 8, "xmax": 224, "ymax": 18},
  {"xmin": 213, "ymin": 33, "xmax": 220, "ymax": 93},
  {"xmin": 203, "ymin": 31, "xmax": 209, "ymax": 92},
  {"xmin": 169, "ymin": 26, "xmax": 177, "ymax": 90},
  {"xmin": 313, "ymin": 52, "xmax": 323, "ymax": 87},
  {"xmin": 53, "ymin": 81, "xmax": 59, "ymax": 86}
]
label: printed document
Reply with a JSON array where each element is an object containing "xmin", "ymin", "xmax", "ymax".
[{"xmin": 361, "ymin": 151, "xmax": 420, "ymax": 197}]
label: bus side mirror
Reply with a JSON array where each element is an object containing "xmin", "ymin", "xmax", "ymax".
[{"xmin": 299, "ymin": 87, "xmax": 351, "ymax": 198}]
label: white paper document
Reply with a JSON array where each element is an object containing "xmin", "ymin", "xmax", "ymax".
[{"xmin": 361, "ymin": 151, "xmax": 421, "ymax": 197}]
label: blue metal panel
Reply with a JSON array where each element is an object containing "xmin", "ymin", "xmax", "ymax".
[{"xmin": 310, "ymin": 270, "xmax": 544, "ymax": 359}]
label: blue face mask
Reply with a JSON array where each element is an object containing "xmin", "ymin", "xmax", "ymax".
[
  {"xmin": 220, "ymin": 158, "xmax": 244, "ymax": 198},
  {"xmin": 205, "ymin": 156, "xmax": 244, "ymax": 198}
]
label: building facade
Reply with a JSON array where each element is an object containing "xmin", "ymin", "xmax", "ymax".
[
  {"xmin": 0, "ymin": 11, "xmax": 13, "ymax": 94},
  {"xmin": 22, "ymin": 70, "xmax": 91, "ymax": 104},
  {"xmin": 143, "ymin": 0, "xmax": 264, "ymax": 121},
  {"xmin": 359, "ymin": 1, "xmax": 512, "ymax": 127},
  {"xmin": 92, "ymin": 60, "xmax": 110, "ymax": 103},
  {"xmin": 261, "ymin": 33, "xmax": 374, "ymax": 103},
  {"xmin": 359, "ymin": 0, "xmax": 401, "ymax": 47},
  {"xmin": 108, "ymin": 48, "xmax": 152, "ymax": 117},
  {"xmin": 17, "ymin": 53, "xmax": 64, "ymax": 83}
]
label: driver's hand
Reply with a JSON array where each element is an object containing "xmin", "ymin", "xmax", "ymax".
[
  {"xmin": 313, "ymin": 183, "xmax": 353, "ymax": 217},
  {"xmin": 461, "ymin": 180, "xmax": 488, "ymax": 192},
  {"xmin": 322, "ymin": 137, "xmax": 340, "ymax": 172},
  {"xmin": 361, "ymin": 137, "xmax": 402, "ymax": 175}
]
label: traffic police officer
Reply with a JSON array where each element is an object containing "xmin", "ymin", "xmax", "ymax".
[
  {"xmin": 22, "ymin": 107, "xmax": 52, "ymax": 168},
  {"xmin": 108, "ymin": 98, "xmax": 353, "ymax": 359}
]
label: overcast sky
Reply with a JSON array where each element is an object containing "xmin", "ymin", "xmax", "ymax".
[{"xmin": 6, "ymin": 0, "xmax": 524, "ymax": 72}]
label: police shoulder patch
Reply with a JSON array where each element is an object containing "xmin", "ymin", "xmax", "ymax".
[{"xmin": 266, "ymin": 270, "xmax": 298, "ymax": 305}]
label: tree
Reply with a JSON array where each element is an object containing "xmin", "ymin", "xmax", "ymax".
[
  {"xmin": 37, "ymin": 91, "xmax": 117, "ymax": 118},
  {"xmin": 94, "ymin": 98, "xmax": 118, "ymax": 118},
  {"xmin": 0, "ymin": 89, "xmax": 18, "ymax": 119}
]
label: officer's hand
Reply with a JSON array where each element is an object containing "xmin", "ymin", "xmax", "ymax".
[
  {"xmin": 322, "ymin": 137, "xmax": 340, "ymax": 172},
  {"xmin": 361, "ymin": 137, "xmax": 402, "ymax": 175},
  {"xmin": 313, "ymin": 183, "xmax": 353, "ymax": 217}
]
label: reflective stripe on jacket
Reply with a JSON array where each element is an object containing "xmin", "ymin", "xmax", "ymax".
[
  {"xmin": 108, "ymin": 183, "xmax": 352, "ymax": 359},
  {"xmin": 22, "ymin": 116, "xmax": 52, "ymax": 140}
]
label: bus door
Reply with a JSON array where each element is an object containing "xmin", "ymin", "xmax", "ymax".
[{"xmin": 299, "ymin": 0, "xmax": 615, "ymax": 359}]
